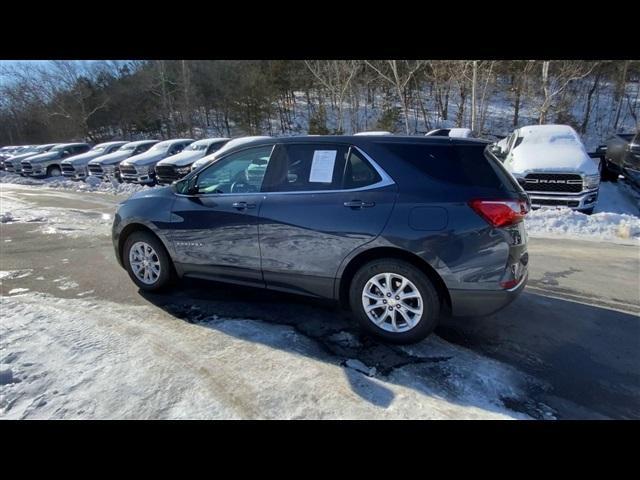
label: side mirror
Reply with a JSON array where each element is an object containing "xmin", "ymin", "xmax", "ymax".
[{"xmin": 174, "ymin": 175, "xmax": 199, "ymax": 196}]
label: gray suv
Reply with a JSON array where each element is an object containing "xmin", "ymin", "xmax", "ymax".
[{"xmin": 113, "ymin": 135, "xmax": 530, "ymax": 343}]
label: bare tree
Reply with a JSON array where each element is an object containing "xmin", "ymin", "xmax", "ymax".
[
  {"xmin": 538, "ymin": 60, "xmax": 597, "ymax": 124},
  {"xmin": 364, "ymin": 60, "xmax": 426, "ymax": 134},
  {"xmin": 304, "ymin": 60, "xmax": 361, "ymax": 134}
]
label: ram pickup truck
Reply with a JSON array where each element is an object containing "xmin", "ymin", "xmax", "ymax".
[
  {"xmin": 87, "ymin": 140, "xmax": 159, "ymax": 181},
  {"xmin": 190, "ymin": 136, "xmax": 272, "ymax": 172},
  {"xmin": 119, "ymin": 139, "xmax": 194, "ymax": 185},
  {"xmin": 601, "ymin": 132, "xmax": 640, "ymax": 185},
  {"xmin": 490, "ymin": 124, "xmax": 600, "ymax": 214},
  {"xmin": 21, "ymin": 143, "xmax": 91, "ymax": 178},
  {"xmin": 3, "ymin": 144, "xmax": 57, "ymax": 174},
  {"xmin": 154, "ymin": 138, "xmax": 229, "ymax": 184},
  {"xmin": 61, "ymin": 141, "xmax": 128, "ymax": 180}
]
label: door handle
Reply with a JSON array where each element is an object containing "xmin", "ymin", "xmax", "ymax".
[
  {"xmin": 343, "ymin": 200, "xmax": 375, "ymax": 209},
  {"xmin": 232, "ymin": 201, "xmax": 256, "ymax": 210}
]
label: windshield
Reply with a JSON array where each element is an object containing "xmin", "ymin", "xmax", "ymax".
[
  {"xmin": 52, "ymin": 145, "xmax": 71, "ymax": 152},
  {"xmin": 91, "ymin": 145, "xmax": 107, "ymax": 152},
  {"xmin": 150, "ymin": 142, "xmax": 170, "ymax": 152},
  {"xmin": 522, "ymin": 131, "xmax": 582, "ymax": 146}
]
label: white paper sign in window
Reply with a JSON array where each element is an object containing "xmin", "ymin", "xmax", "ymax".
[{"xmin": 309, "ymin": 150, "xmax": 337, "ymax": 183}]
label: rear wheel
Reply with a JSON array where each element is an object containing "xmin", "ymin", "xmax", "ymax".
[
  {"xmin": 349, "ymin": 259, "xmax": 441, "ymax": 344},
  {"xmin": 123, "ymin": 231, "xmax": 173, "ymax": 291}
]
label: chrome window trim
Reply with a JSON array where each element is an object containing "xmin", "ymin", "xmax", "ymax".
[{"xmin": 174, "ymin": 144, "xmax": 396, "ymax": 198}]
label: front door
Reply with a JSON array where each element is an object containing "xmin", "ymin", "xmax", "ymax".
[{"xmin": 169, "ymin": 144, "xmax": 275, "ymax": 286}]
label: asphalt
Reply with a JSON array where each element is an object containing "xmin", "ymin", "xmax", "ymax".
[{"xmin": 1, "ymin": 184, "xmax": 639, "ymax": 419}]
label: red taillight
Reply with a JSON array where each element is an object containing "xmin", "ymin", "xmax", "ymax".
[
  {"xmin": 468, "ymin": 199, "xmax": 529, "ymax": 228},
  {"xmin": 499, "ymin": 278, "xmax": 519, "ymax": 289}
]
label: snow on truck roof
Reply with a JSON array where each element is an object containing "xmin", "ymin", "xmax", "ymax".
[{"xmin": 519, "ymin": 124, "xmax": 580, "ymax": 140}]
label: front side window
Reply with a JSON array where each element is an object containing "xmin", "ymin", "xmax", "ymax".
[
  {"xmin": 262, "ymin": 143, "xmax": 349, "ymax": 192},
  {"xmin": 192, "ymin": 145, "xmax": 274, "ymax": 194}
]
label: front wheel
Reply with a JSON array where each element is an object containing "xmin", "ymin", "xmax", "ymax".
[
  {"xmin": 47, "ymin": 165, "xmax": 62, "ymax": 177},
  {"xmin": 123, "ymin": 231, "xmax": 174, "ymax": 291},
  {"xmin": 349, "ymin": 259, "xmax": 441, "ymax": 344}
]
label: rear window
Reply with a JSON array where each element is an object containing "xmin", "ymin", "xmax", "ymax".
[{"xmin": 380, "ymin": 143, "xmax": 521, "ymax": 192}]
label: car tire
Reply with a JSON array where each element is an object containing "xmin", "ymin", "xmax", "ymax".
[
  {"xmin": 349, "ymin": 259, "xmax": 441, "ymax": 344},
  {"xmin": 580, "ymin": 207, "xmax": 595, "ymax": 215},
  {"xmin": 47, "ymin": 165, "xmax": 62, "ymax": 177},
  {"xmin": 123, "ymin": 231, "xmax": 174, "ymax": 291}
]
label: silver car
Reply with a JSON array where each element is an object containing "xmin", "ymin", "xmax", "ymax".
[{"xmin": 61, "ymin": 141, "xmax": 128, "ymax": 180}]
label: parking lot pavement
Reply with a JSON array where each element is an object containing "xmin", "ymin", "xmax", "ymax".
[{"xmin": 1, "ymin": 184, "xmax": 639, "ymax": 419}]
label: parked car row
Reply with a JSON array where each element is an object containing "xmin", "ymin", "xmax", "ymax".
[{"xmin": 0, "ymin": 137, "xmax": 233, "ymax": 185}]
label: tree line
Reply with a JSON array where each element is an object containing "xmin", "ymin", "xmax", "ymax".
[{"xmin": 0, "ymin": 60, "xmax": 638, "ymax": 146}]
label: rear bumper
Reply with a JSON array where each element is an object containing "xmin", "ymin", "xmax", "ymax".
[{"xmin": 449, "ymin": 272, "xmax": 527, "ymax": 317}]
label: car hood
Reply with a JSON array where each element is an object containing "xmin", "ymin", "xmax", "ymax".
[
  {"xmin": 25, "ymin": 151, "xmax": 60, "ymax": 163},
  {"xmin": 509, "ymin": 144, "xmax": 598, "ymax": 175},
  {"xmin": 123, "ymin": 150, "xmax": 168, "ymax": 167},
  {"xmin": 90, "ymin": 150, "xmax": 132, "ymax": 166},
  {"xmin": 156, "ymin": 150, "xmax": 204, "ymax": 167},
  {"xmin": 5, "ymin": 151, "xmax": 44, "ymax": 163},
  {"xmin": 127, "ymin": 185, "xmax": 175, "ymax": 202},
  {"xmin": 62, "ymin": 150, "xmax": 106, "ymax": 166}
]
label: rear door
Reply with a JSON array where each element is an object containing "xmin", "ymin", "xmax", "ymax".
[
  {"xmin": 169, "ymin": 144, "xmax": 275, "ymax": 286},
  {"xmin": 258, "ymin": 142, "xmax": 397, "ymax": 298}
]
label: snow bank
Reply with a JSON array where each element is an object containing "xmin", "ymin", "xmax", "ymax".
[
  {"xmin": 525, "ymin": 180, "xmax": 640, "ymax": 244},
  {"xmin": 525, "ymin": 208, "xmax": 640, "ymax": 243},
  {"xmin": 0, "ymin": 171, "xmax": 149, "ymax": 196}
]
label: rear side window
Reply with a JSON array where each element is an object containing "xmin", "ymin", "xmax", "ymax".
[
  {"xmin": 343, "ymin": 149, "xmax": 381, "ymax": 189},
  {"xmin": 380, "ymin": 143, "xmax": 521, "ymax": 191},
  {"xmin": 262, "ymin": 143, "xmax": 349, "ymax": 192}
]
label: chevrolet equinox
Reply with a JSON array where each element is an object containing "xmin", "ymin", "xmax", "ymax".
[{"xmin": 113, "ymin": 135, "xmax": 530, "ymax": 343}]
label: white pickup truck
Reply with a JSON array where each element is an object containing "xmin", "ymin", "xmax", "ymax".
[{"xmin": 490, "ymin": 124, "xmax": 600, "ymax": 214}]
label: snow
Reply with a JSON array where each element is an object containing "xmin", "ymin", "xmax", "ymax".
[
  {"xmin": 0, "ymin": 192, "xmax": 113, "ymax": 238},
  {"xmin": 7, "ymin": 288, "xmax": 29, "ymax": 294},
  {"xmin": 525, "ymin": 209, "xmax": 640, "ymax": 243},
  {"xmin": 524, "ymin": 178, "xmax": 640, "ymax": 244},
  {"xmin": 0, "ymin": 171, "xmax": 150, "ymax": 196},
  {"xmin": 0, "ymin": 292, "xmax": 541, "ymax": 419},
  {"xmin": 506, "ymin": 125, "xmax": 598, "ymax": 175}
]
